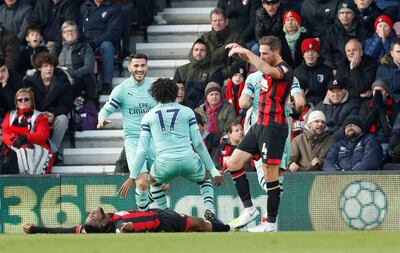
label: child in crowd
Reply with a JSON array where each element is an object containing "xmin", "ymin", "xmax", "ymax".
[
  {"xmin": 223, "ymin": 67, "xmax": 247, "ymax": 124},
  {"xmin": 19, "ymin": 26, "xmax": 48, "ymax": 75}
]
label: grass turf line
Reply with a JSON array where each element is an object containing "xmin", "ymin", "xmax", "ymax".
[{"xmin": 1, "ymin": 231, "xmax": 400, "ymax": 253}]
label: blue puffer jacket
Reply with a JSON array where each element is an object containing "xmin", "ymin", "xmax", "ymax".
[
  {"xmin": 323, "ymin": 134, "xmax": 382, "ymax": 171},
  {"xmin": 79, "ymin": 0, "xmax": 122, "ymax": 48},
  {"xmin": 364, "ymin": 31, "xmax": 397, "ymax": 64},
  {"xmin": 376, "ymin": 55, "xmax": 400, "ymax": 103}
]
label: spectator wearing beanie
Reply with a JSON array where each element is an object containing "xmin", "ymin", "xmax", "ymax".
[
  {"xmin": 195, "ymin": 82, "xmax": 236, "ymax": 142},
  {"xmin": 364, "ymin": 15, "xmax": 397, "ymax": 63},
  {"xmin": 222, "ymin": 67, "xmax": 246, "ymax": 119},
  {"xmin": 294, "ymin": 38, "xmax": 333, "ymax": 106},
  {"xmin": 323, "ymin": 115, "xmax": 382, "ymax": 171},
  {"xmin": 321, "ymin": 0, "xmax": 371, "ymax": 70},
  {"xmin": 280, "ymin": 10, "xmax": 312, "ymax": 69},
  {"xmin": 289, "ymin": 110, "xmax": 334, "ymax": 172}
]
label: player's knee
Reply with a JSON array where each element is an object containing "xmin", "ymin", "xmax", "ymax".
[{"xmin": 136, "ymin": 178, "xmax": 148, "ymax": 190}]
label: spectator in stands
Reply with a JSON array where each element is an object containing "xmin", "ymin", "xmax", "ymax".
[
  {"xmin": 23, "ymin": 52, "xmax": 73, "ymax": 161},
  {"xmin": 376, "ymin": 38, "xmax": 400, "ymax": 105},
  {"xmin": 19, "ymin": 26, "xmax": 49, "ymax": 75},
  {"xmin": 301, "ymin": 0, "xmax": 341, "ymax": 38},
  {"xmin": 280, "ymin": 10, "xmax": 312, "ymax": 69},
  {"xmin": 1, "ymin": 88, "xmax": 54, "ymax": 174},
  {"xmin": 0, "ymin": 0, "xmax": 32, "ymax": 43},
  {"xmin": 174, "ymin": 39, "xmax": 223, "ymax": 109},
  {"xmin": 31, "ymin": 0, "xmax": 79, "ymax": 49},
  {"xmin": 354, "ymin": 0, "xmax": 383, "ymax": 33},
  {"xmin": 335, "ymin": 39, "xmax": 377, "ymax": 103},
  {"xmin": 323, "ymin": 115, "xmax": 382, "ymax": 171},
  {"xmin": 80, "ymin": 0, "xmax": 122, "ymax": 95},
  {"xmin": 0, "ymin": 58, "xmax": 23, "ymax": 120},
  {"xmin": 0, "ymin": 124, "xmax": 19, "ymax": 174},
  {"xmin": 51, "ymin": 20, "xmax": 97, "ymax": 102},
  {"xmin": 195, "ymin": 111, "xmax": 219, "ymax": 156},
  {"xmin": 294, "ymin": 38, "xmax": 333, "ymax": 106},
  {"xmin": 213, "ymin": 120, "xmax": 252, "ymax": 173},
  {"xmin": 0, "ymin": 25, "xmax": 20, "ymax": 72},
  {"xmin": 289, "ymin": 110, "xmax": 334, "ymax": 172},
  {"xmin": 316, "ymin": 79, "xmax": 360, "ymax": 140},
  {"xmin": 200, "ymin": 8, "xmax": 246, "ymax": 80},
  {"xmin": 195, "ymin": 82, "xmax": 236, "ymax": 144},
  {"xmin": 364, "ymin": 15, "xmax": 397, "ymax": 63},
  {"xmin": 360, "ymin": 79, "xmax": 395, "ymax": 159},
  {"xmin": 217, "ymin": 0, "xmax": 260, "ymax": 49},
  {"xmin": 321, "ymin": 0, "xmax": 371, "ymax": 70},
  {"xmin": 222, "ymin": 66, "xmax": 246, "ymax": 121},
  {"xmin": 253, "ymin": 0, "xmax": 286, "ymax": 54}
]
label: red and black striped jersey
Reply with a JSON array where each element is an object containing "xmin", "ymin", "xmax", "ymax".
[
  {"xmin": 257, "ymin": 61, "xmax": 294, "ymax": 127},
  {"xmin": 108, "ymin": 210, "xmax": 161, "ymax": 233}
]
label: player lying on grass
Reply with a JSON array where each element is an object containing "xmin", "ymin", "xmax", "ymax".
[{"xmin": 23, "ymin": 207, "xmax": 231, "ymax": 234}]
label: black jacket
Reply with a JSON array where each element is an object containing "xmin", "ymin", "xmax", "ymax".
[
  {"xmin": 280, "ymin": 31, "xmax": 312, "ymax": 69},
  {"xmin": 294, "ymin": 58, "xmax": 333, "ymax": 106},
  {"xmin": 23, "ymin": 68, "xmax": 73, "ymax": 117},
  {"xmin": 356, "ymin": 2, "xmax": 383, "ymax": 34},
  {"xmin": 0, "ymin": 70, "xmax": 23, "ymax": 118},
  {"xmin": 254, "ymin": 5, "xmax": 286, "ymax": 42},
  {"xmin": 19, "ymin": 45, "xmax": 49, "ymax": 75},
  {"xmin": 335, "ymin": 55, "xmax": 377, "ymax": 98},
  {"xmin": 321, "ymin": 20, "xmax": 371, "ymax": 69}
]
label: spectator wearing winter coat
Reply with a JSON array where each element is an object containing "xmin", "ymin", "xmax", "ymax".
[
  {"xmin": 354, "ymin": 0, "xmax": 384, "ymax": 33},
  {"xmin": 173, "ymin": 39, "xmax": 223, "ymax": 109},
  {"xmin": 0, "ymin": 58, "xmax": 23, "ymax": 120},
  {"xmin": 321, "ymin": 0, "xmax": 371, "ymax": 70},
  {"xmin": 289, "ymin": 110, "xmax": 334, "ymax": 172},
  {"xmin": 323, "ymin": 115, "xmax": 382, "ymax": 171},
  {"xmin": 364, "ymin": 15, "xmax": 397, "ymax": 63},
  {"xmin": 279, "ymin": 10, "xmax": 312, "ymax": 69},
  {"xmin": 0, "ymin": 0, "xmax": 32, "ymax": 43},
  {"xmin": 19, "ymin": 26, "xmax": 49, "ymax": 75},
  {"xmin": 200, "ymin": 8, "xmax": 246, "ymax": 80},
  {"xmin": 300, "ymin": 0, "xmax": 341, "ymax": 38},
  {"xmin": 335, "ymin": 39, "xmax": 377, "ymax": 101},
  {"xmin": 294, "ymin": 38, "xmax": 333, "ymax": 106},
  {"xmin": 316, "ymin": 79, "xmax": 360, "ymax": 140},
  {"xmin": 0, "ymin": 25, "xmax": 20, "ymax": 72}
]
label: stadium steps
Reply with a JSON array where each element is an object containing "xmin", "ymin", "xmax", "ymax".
[{"xmin": 55, "ymin": 0, "xmax": 217, "ymax": 174}]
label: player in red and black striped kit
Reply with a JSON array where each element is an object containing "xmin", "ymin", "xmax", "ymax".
[
  {"xmin": 225, "ymin": 36, "xmax": 294, "ymax": 232},
  {"xmin": 23, "ymin": 207, "xmax": 231, "ymax": 234}
]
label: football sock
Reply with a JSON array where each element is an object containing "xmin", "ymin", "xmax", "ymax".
[
  {"xmin": 267, "ymin": 180, "xmax": 280, "ymax": 223},
  {"xmin": 211, "ymin": 222, "xmax": 230, "ymax": 232},
  {"xmin": 135, "ymin": 188, "xmax": 149, "ymax": 211},
  {"xmin": 199, "ymin": 179, "xmax": 214, "ymax": 212},
  {"xmin": 150, "ymin": 184, "xmax": 168, "ymax": 210},
  {"xmin": 230, "ymin": 170, "xmax": 253, "ymax": 208}
]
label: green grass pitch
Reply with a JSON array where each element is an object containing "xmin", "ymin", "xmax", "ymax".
[{"xmin": 1, "ymin": 231, "xmax": 400, "ymax": 253}]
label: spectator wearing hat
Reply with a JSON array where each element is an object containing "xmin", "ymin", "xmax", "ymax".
[
  {"xmin": 376, "ymin": 38, "xmax": 400, "ymax": 104},
  {"xmin": 354, "ymin": 0, "xmax": 384, "ymax": 33},
  {"xmin": 364, "ymin": 15, "xmax": 397, "ymax": 63},
  {"xmin": 360, "ymin": 79, "xmax": 395, "ymax": 159},
  {"xmin": 222, "ymin": 66, "xmax": 246, "ymax": 120},
  {"xmin": 321, "ymin": 0, "xmax": 371, "ymax": 70},
  {"xmin": 289, "ymin": 110, "xmax": 334, "ymax": 172},
  {"xmin": 195, "ymin": 82, "xmax": 236, "ymax": 142},
  {"xmin": 294, "ymin": 38, "xmax": 333, "ymax": 106},
  {"xmin": 200, "ymin": 8, "xmax": 246, "ymax": 80},
  {"xmin": 323, "ymin": 115, "xmax": 382, "ymax": 171},
  {"xmin": 316, "ymin": 79, "xmax": 360, "ymax": 140},
  {"xmin": 335, "ymin": 39, "xmax": 377, "ymax": 102},
  {"xmin": 301, "ymin": 0, "xmax": 341, "ymax": 38},
  {"xmin": 173, "ymin": 39, "xmax": 223, "ymax": 109},
  {"xmin": 253, "ymin": 0, "xmax": 287, "ymax": 54},
  {"xmin": 279, "ymin": 10, "xmax": 312, "ymax": 69}
]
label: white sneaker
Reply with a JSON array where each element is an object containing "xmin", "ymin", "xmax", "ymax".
[
  {"xmin": 229, "ymin": 209, "xmax": 260, "ymax": 229},
  {"xmin": 247, "ymin": 222, "xmax": 277, "ymax": 233}
]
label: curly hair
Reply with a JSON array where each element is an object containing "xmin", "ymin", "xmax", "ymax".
[
  {"xmin": 150, "ymin": 78, "xmax": 178, "ymax": 103},
  {"xmin": 34, "ymin": 52, "xmax": 58, "ymax": 69}
]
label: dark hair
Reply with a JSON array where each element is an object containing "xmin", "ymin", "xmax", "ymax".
[
  {"xmin": 391, "ymin": 38, "xmax": 400, "ymax": 51},
  {"xmin": 0, "ymin": 57, "xmax": 5, "ymax": 68},
  {"xmin": 34, "ymin": 52, "xmax": 58, "ymax": 69},
  {"xmin": 210, "ymin": 7, "xmax": 226, "ymax": 19},
  {"xmin": 129, "ymin": 53, "xmax": 148, "ymax": 63},
  {"xmin": 150, "ymin": 78, "xmax": 178, "ymax": 103},
  {"xmin": 225, "ymin": 119, "xmax": 242, "ymax": 134},
  {"xmin": 194, "ymin": 111, "xmax": 204, "ymax": 126},
  {"xmin": 259, "ymin": 36, "xmax": 281, "ymax": 52},
  {"xmin": 26, "ymin": 26, "xmax": 41, "ymax": 36}
]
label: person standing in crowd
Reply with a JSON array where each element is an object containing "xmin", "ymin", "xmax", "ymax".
[
  {"xmin": 0, "ymin": 0, "xmax": 32, "ymax": 44},
  {"xmin": 0, "ymin": 57, "xmax": 23, "ymax": 120}
]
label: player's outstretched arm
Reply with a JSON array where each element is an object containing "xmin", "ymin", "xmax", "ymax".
[{"xmin": 23, "ymin": 223, "xmax": 78, "ymax": 234}]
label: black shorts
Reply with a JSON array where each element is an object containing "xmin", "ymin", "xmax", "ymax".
[
  {"xmin": 237, "ymin": 124, "xmax": 287, "ymax": 165},
  {"xmin": 155, "ymin": 209, "xmax": 190, "ymax": 232}
]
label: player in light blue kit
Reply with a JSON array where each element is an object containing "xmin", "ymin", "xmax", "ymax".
[
  {"xmin": 98, "ymin": 53, "xmax": 165, "ymax": 211},
  {"xmin": 119, "ymin": 78, "xmax": 225, "ymax": 222}
]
